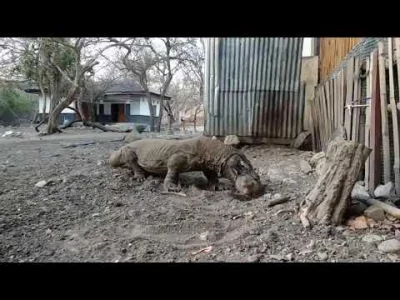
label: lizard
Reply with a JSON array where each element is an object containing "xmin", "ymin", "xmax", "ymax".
[{"xmin": 108, "ymin": 136, "xmax": 262, "ymax": 196}]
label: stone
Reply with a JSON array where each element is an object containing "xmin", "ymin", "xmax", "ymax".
[
  {"xmin": 364, "ymin": 206, "xmax": 385, "ymax": 222},
  {"xmin": 351, "ymin": 182, "xmax": 371, "ymax": 201},
  {"xmin": 347, "ymin": 201, "xmax": 368, "ymax": 216},
  {"xmin": 247, "ymin": 255, "xmax": 262, "ymax": 262},
  {"xmin": 362, "ymin": 234, "xmax": 383, "ymax": 243},
  {"xmin": 35, "ymin": 180, "xmax": 48, "ymax": 188},
  {"xmin": 374, "ymin": 182, "xmax": 395, "ymax": 199},
  {"xmin": 299, "ymin": 160, "xmax": 312, "ymax": 174},
  {"xmin": 1, "ymin": 130, "xmax": 14, "ymax": 138},
  {"xmin": 224, "ymin": 135, "xmax": 240, "ymax": 146},
  {"xmin": 317, "ymin": 252, "xmax": 328, "ymax": 261},
  {"xmin": 291, "ymin": 131, "xmax": 312, "ymax": 151},
  {"xmin": 124, "ymin": 128, "xmax": 142, "ymax": 143},
  {"xmin": 199, "ymin": 231, "xmax": 209, "ymax": 241},
  {"xmin": 378, "ymin": 239, "xmax": 400, "ymax": 253}
]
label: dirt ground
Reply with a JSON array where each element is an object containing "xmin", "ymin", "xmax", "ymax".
[{"xmin": 1, "ymin": 126, "xmax": 399, "ymax": 262}]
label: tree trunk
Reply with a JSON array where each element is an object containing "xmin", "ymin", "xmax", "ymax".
[
  {"xmin": 46, "ymin": 87, "xmax": 78, "ymax": 134},
  {"xmin": 157, "ymin": 96, "xmax": 164, "ymax": 133},
  {"xmin": 146, "ymin": 93, "xmax": 155, "ymax": 132},
  {"xmin": 299, "ymin": 139, "xmax": 372, "ymax": 227},
  {"xmin": 193, "ymin": 114, "xmax": 197, "ymax": 132},
  {"xmin": 89, "ymin": 103, "xmax": 96, "ymax": 122},
  {"xmin": 77, "ymin": 100, "xmax": 86, "ymax": 121},
  {"xmin": 167, "ymin": 113, "xmax": 173, "ymax": 134}
]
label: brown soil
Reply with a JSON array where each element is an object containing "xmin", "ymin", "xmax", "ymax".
[{"xmin": 0, "ymin": 126, "xmax": 399, "ymax": 262}]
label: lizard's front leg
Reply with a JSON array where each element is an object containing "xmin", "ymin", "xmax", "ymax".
[{"xmin": 164, "ymin": 153, "xmax": 188, "ymax": 192}]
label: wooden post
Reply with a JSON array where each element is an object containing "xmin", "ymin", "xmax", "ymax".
[
  {"xmin": 351, "ymin": 57, "xmax": 361, "ymax": 142},
  {"xmin": 319, "ymin": 85, "xmax": 329, "ymax": 145},
  {"xmin": 345, "ymin": 57, "xmax": 355, "ymax": 140},
  {"xmin": 325, "ymin": 80, "xmax": 332, "ymax": 138},
  {"xmin": 330, "ymin": 78, "xmax": 335, "ymax": 131},
  {"xmin": 364, "ymin": 57, "xmax": 371, "ymax": 190},
  {"xmin": 340, "ymin": 68, "xmax": 346, "ymax": 126},
  {"xmin": 387, "ymin": 38, "xmax": 400, "ymax": 195},
  {"xmin": 334, "ymin": 77, "xmax": 338, "ymax": 130},
  {"xmin": 378, "ymin": 41, "xmax": 391, "ymax": 184},
  {"xmin": 369, "ymin": 49, "xmax": 382, "ymax": 191}
]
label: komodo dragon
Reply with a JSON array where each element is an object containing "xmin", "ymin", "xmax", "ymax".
[{"xmin": 108, "ymin": 136, "xmax": 262, "ymax": 194}]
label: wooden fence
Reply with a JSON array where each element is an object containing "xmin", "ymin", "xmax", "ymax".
[{"xmin": 310, "ymin": 38, "xmax": 400, "ymax": 195}]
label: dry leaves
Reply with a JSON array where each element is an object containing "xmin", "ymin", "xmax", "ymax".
[
  {"xmin": 191, "ymin": 246, "xmax": 212, "ymax": 255},
  {"xmin": 347, "ymin": 216, "xmax": 369, "ymax": 230}
]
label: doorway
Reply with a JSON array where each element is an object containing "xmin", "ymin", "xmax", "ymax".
[{"xmin": 111, "ymin": 103, "xmax": 126, "ymax": 122}]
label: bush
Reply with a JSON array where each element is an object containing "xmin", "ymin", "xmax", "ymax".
[{"xmin": 0, "ymin": 88, "xmax": 36, "ymax": 125}]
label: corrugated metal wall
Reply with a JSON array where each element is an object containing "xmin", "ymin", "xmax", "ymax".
[
  {"xmin": 204, "ymin": 38, "xmax": 305, "ymax": 140},
  {"xmin": 319, "ymin": 38, "xmax": 361, "ymax": 81}
]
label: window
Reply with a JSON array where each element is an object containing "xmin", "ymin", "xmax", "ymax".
[
  {"xmin": 130, "ymin": 100, "xmax": 140, "ymax": 115},
  {"xmin": 103, "ymin": 103, "xmax": 111, "ymax": 115}
]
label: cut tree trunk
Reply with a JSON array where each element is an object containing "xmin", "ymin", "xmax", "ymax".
[{"xmin": 299, "ymin": 139, "xmax": 372, "ymax": 227}]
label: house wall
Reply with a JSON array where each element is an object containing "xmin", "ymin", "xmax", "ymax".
[
  {"xmin": 37, "ymin": 95, "xmax": 77, "ymax": 125},
  {"xmin": 38, "ymin": 96, "xmax": 77, "ymax": 114},
  {"xmin": 319, "ymin": 38, "xmax": 361, "ymax": 82},
  {"xmin": 301, "ymin": 56, "xmax": 319, "ymax": 132},
  {"xmin": 204, "ymin": 37, "xmax": 305, "ymax": 143},
  {"xmin": 97, "ymin": 96, "xmax": 162, "ymax": 126}
]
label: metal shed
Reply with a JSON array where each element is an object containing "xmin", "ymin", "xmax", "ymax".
[{"xmin": 204, "ymin": 37, "xmax": 305, "ymax": 143}]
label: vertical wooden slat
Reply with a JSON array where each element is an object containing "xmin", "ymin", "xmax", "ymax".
[
  {"xmin": 340, "ymin": 67, "xmax": 346, "ymax": 127},
  {"xmin": 369, "ymin": 49, "xmax": 382, "ymax": 191},
  {"xmin": 315, "ymin": 90, "xmax": 323, "ymax": 151},
  {"xmin": 318, "ymin": 86, "xmax": 326, "ymax": 146},
  {"xmin": 319, "ymin": 38, "xmax": 361, "ymax": 81},
  {"xmin": 330, "ymin": 78, "xmax": 335, "ymax": 131},
  {"xmin": 310, "ymin": 96, "xmax": 317, "ymax": 152},
  {"xmin": 325, "ymin": 80, "xmax": 332, "ymax": 138},
  {"xmin": 321, "ymin": 84, "xmax": 330, "ymax": 143},
  {"xmin": 378, "ymin": 41, "xmax": 391, "ymax": 184},
  {"xmin": 333, "ymin": 77, "xmax": 338, "ymax": 130},
  {"xmin": 387, "ymin": 38, "xmax": 400, "ymax": 194},
  {"xmin": 364, "ymin": 57, "xmax": 371, "ymax": 189},
  {"xmin": 345, "ymin": 57, "xmax": 354, "ymax": 139},
  {"xmin": 351, "ymin": 58, "xmax": 361, "ymax": 142}
]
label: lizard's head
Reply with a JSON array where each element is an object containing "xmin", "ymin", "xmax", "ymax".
[
  {"xmin": 222, "ymin": 153, "xmax": 263, "ymax": 199},
  {"xmin": 234, "ymin": 174, "xmax": 264, "ymax": 199}
]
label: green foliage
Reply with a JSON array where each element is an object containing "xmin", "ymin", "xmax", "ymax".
[
  {"xmin": 0, "ymin": 87, "xmax": 36, "ymax": 116},
  {"xmin": 16, "ymin": 38, "xmax": 77, "ymax": 90}
]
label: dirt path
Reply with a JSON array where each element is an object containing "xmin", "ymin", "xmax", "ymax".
[{"xmin": 0, "ymin": 127, "xmax": 399, "ymax": 262}]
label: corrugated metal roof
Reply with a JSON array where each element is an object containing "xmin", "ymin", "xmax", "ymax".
[{"xmin": 204, "ymin": 37, "xmax": 305, "ymax": 140}]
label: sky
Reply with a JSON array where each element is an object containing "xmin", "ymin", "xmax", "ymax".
[{"xmin": 302, "ymin": 38, "xmax": 312, "ymax": 57}]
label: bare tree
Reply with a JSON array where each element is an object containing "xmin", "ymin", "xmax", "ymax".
[
  {"xmin": 41, "ymin": 38, "xmax": 128, "ymax": 134},
  {"xmin": 109, "ymin": 38, "xmax": 161, "ymax": 131},
  {"xmin": 178, "ymin": 39, "xmax": 205, "ymax": 132},
  {"xmin": 110, "ymin": 38, "xmax": 197, "ymax": 132},
  {"xmin": 80, "ymin": 66, "xmax": 123, "ymax": 122},
  {"xmin": 145, "ymin": 38, "xmax": 197, "ymax": 132}
]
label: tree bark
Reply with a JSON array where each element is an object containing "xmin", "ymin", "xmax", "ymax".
[
  {"xmin": 299, "ymin": 139, "xmax": 372, "ymax": 227},
  {"xmin": 145, "ymin": 92, "xmax": 155, "ymax": 132},
  {"xmin": 157, "ymin": 96, "xmax": 164, "ymax": 132},
  {"xmin": 46, "ymin": 86, "xmax": 78, "ymax": 134},
  {"xmin": 77, "ymin": 100, "xmax": 85, "ymax": 121}
]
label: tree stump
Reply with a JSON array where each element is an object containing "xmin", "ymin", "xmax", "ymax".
[{"xmin": 299, "ymin": 140, "xmax": 372, "ymax": 227}]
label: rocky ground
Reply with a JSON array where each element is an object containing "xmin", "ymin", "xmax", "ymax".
[{"xmin": 1, "ymin": 125, "xmax": 400, "ymax": 262}]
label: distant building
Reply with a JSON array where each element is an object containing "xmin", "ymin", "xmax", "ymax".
[
  {"xmin": 95, "ymin": 79, "xmax": 171, "ymax": 127},
  {"xmin": 22, "ymin": 79, "xmax": 172, "ymax": 126}
]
